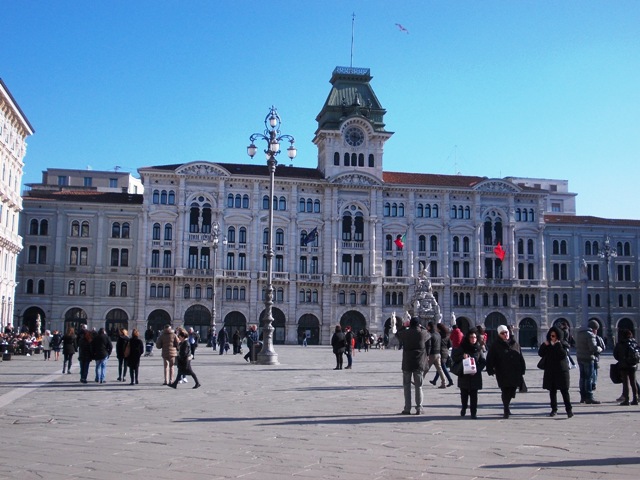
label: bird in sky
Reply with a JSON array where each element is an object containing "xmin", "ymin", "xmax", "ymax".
[{"xmin": 395, "ymin": 23, "xmax": 409, "ymax": 34}]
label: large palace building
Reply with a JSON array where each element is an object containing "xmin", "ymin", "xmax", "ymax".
[
  {"xmin": 14, "ymin": 67, "xmax": 640, "ymax": 347},
  {"xmin": 1, "ymin": 79, "xmax": 33, "ymax": 330}
]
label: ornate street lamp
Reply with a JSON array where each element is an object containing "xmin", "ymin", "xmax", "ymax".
[
  {"xmin": 598, "ymin": 236, "xmax": 617, "ymax": 349},
  {"xmin": 247, "ymin": 106, "xmax": 297, "ymax": 365},
  {"xmin": 210, "ymin": 221, "xmax": 220, "ymax": 333}
]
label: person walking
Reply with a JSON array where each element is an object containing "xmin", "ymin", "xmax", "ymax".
[
  {"xmin": 115, "ymin": 328, "xmax": 130, "ymax": 381},
  {"xmin": 126, "ymin": 328, "xmax": 145, "ymax": 385},
  {"xmin": 41, "ymin": 330, "xmax": 52, "ymax": 361},
  {"xmin": 425, "ymin": 322, "xmax": 447, "ymax": 388},
  {"xmin": 538, "ymin": 326, "xmax": 573, "ymax": 418},
  {"xmin": 344, "ymin": 326, "xmax": 355, "ymax": 369},
  {"xmin": 613, "ymin": 329, "xmax": 639, "ymax": 406},
  {"xmin": 451, "ymin": 328, "xmax": 485, "ymax": 419},
  {"xmin": 232, "ymin": 329, "xmax": 241, "ymax": 355},
  {"xmin": 330, "ymin": 325, "xmax": 346, "ymax": 370},
  {"xmin": 91, "ymin": 328, "xmax": 113, "ymax": 384},
  {"xmin": 169, "ymin": 328, "xmax": 201, "ymax": 389},
  {"xmin": 396, "ymin": 318, "xmax": 429, "ymax": 415},
  {"xmin": 575, "ymin": 320, "xmax": 602, "ymax": 404},
  {"xmin": 218, "ymin": 326, "xmax": 229, "ymax": 355},
  {"xmin": 155, "ymin": 324, "xmax": 179, "ymax": 385},
  {"xmin": 430, "ymin": 323, "xmax": 454, "ymax": 387},
  {"xmin": 244, "ymin": 324, "xmax": 259, "ymax": 363},
  {"xmin": 61, "ymin": 327, "xmax": 77, "ymax": 374},
  {"xmin": 77, "ymin": 329, "xmax": 94, "ymax": 384},
  {"xmin": 486, "ymin": 324, "xmax": 526, "ymax": 419},
  {"xmin": 188, "ymin": 328, "xmax": 200, "ymax": 357},
  {"xmin": 51, "ymin": 330, "xmax": 63, "ymax": 361}
]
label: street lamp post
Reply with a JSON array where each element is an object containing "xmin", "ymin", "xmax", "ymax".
[
  {"xmin": 247, "ymin": 106, "xmax": 297, "ymax": 365},
  {"xmin": 598, "ymin": 236, "xmax": 617, "ymax": 350},
  {"xmin": 210, "ymin": 221, "xmax": 220, "ymax": 335}
]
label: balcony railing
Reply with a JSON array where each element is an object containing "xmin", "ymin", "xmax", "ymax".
[
  {"xmin": 147, "ymin": 268, "xmax": 176, "ymax": 276},
  {"xmin": 297, "ymin": 273, "xmax": 324, "ymax": 283}
]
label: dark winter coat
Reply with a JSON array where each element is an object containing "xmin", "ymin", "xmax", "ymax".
[
  {"xmin": 62, "ymin": 334, "xmax": 77, "ymax": 356},
  {"xmin": 614, "ymin": 338, "xmax": 639, "ymax": 370},
  {"xmin": 331, "ymin": 331, "xmax": 347, "ymax": 354},
  {"xmin": 90, "ymin": 332, "xmax": 113, "ymax": 361},
  {"xmin": 538, "ymin": 338, "xmax": 570, "ymax": 391},
  {"xmin": 126, "ymin": 337, "xmax": 145, "ymax": 369},
  {"xmin": 116, "ymin": 335, "xmax": 130, "ymax": 360},
  {"xmin": 176, "ymin": 339, "xmax": 192, "ymax": 369},
  {"xmin": 427, "ymin": 330, "xmax": 441, "ymax": 356},
  {"xmin": 440, "ymin": 334, "xmax": 452, "ymax": 361},
  {"xmin": 451, "ymin": 339, "xmax": 485, "ymax": 391},
  {"xmin": 78, "ymin": 333, "xmax": 94, "ymax": 362},
  {"xmin": 397, "ymin": 325, "xmax": 429, "ymax": 372},
  {"xmin": 486, "ymin": 337, "xmax": 526, "ymax": 390}
]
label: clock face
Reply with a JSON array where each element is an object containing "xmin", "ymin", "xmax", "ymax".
[{"xmin": 345, "ymin": 127, "xmax": 364, "ymax": 147}]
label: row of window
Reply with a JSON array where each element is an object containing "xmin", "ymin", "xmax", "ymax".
[
  {"xmin": 552, "ymin": 263, "xmax": 633, "ymax": 281},
  {"xmin": 334, "ymin": 152, "xmax": 375, "ymax": 168},
  {"xmin": 515, "ymin": 208, "xmax": 535, "ymax": 222},
  {"xmin": 29, "ymin": 219, "xmax": 133, "ymax": 239},
  {"xmin": 152, "ymin": 190, "xmax": 176, "ymax": 205},
  {"xmin": 552, "ymin": 240, "xmax": 633, "ymax": 256}
]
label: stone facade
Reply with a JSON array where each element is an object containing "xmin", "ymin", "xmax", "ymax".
[
  {"xmin": 14, "ymin": 67, "xmax": 640, "ymax": 346},
  {"xmin": 0, "ymin": 79, "xmax": 33, "ymax": 331}
]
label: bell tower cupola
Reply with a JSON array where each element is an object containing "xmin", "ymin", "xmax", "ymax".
[{"xmin": 313, "ymin": 67, "xmax": 393, "ymax": 181}]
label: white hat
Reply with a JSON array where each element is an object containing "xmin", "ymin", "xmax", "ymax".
[{"xmin": 497, "ymin": 325, "xmax": 509, "ymax": 335}]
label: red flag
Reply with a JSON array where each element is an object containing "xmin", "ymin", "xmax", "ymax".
[
  {"xmin": 394, "ymin": 233, "xmax": 406, "ymax": 249},
  {"xmin": 494, "ymin": 242, "xmax": 506, "ymax": 261}
]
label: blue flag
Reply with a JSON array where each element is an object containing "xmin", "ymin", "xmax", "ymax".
[{"xmin": 303, "ymin": 227, "xmax": 318, "ymax": 246}]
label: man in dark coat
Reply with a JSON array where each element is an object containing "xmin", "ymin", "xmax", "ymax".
[
  {"xmin": 486, "ymin": 324, "xmax": 526, "ymax": 418},
  {"xmin": 396, "ymin": 318, "xmax": 429, "ymax": 415},
  {"xmin": 425, "ymin": 322, "xmax": 446, "ymax": 388},
  {"xmin": 91, "ymin": 328, "xmax": 113, "ymax": 384},
  {"xmin": 217, "ymin": 327, "xmax": 229, "ymax": 355}
]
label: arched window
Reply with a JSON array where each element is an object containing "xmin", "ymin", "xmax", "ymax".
[
  {"xmin": 314, "ymin": 200, "xmax": 321, "ymax": 213},
  {"xmin": 417, "ymin": 204, "xmax": 423, "ymax": 217},
  {"xmin": 81, "ymin": 221, "xmax": 90, "ymax": 237},
  {"xmin": 38, "ymin": 279, "xmax": 46, "ymax": 294},
  {"xmin": 29, "ymin": 219, "xmax": 39, "ymax": 235},
  {"xmin": 122, "ymin": 223, "xmax": 130, "ymax": 238},
  {"xmin": 152, "ymin": 190, "xmax": 159, "ymax": 204},
  {"xmin": 344, "ymin": 153, "xmax": 349, "ymax": 166},
  {"xmin": 234, "ymin": 194, "xmax": 242, "ymax": 208},
  {"xmin": 306, "ymin": 199, "xmax": 313, "ymax": 212},
  {"xmin": 184, "ymin": 285, "xmax": 190, "ymax": 299},
  {"xmin": 585, "ymin": 241, "xmax": 592, "ymax": 255},
  {"xmin": 453, "ymin": 236, "xmax": 460, "ymax": 253},
  {"xmin": 334, "ymin": 152, "xmax": 340, "ymax": 166},
  {"xmin": 368, "ymin": 154, "xmax": 374, "ymax": 167},
  {"xmin": 425, "ymin": 204, "xmax": 431, "ymax": 217},
  {"xmin": 519, "ymin": 239, "xmax": 525, "ymax": 255},
  {"xmin": 68, "ymin": 281, "xmax": 75, "ymax": 296},
  {"xmin": 109, "ymin": 282, "xmax": 117, "ymax": 296},
  {"xmin": 227, "ymin": 226, "xmax": 236, "ymax": 243},
  {"xmin": 430, "ymin": 235, "xmax": 438, "ymax": 252},
  {"xmin": 432, "ymin": 205, "xmax": 439, "ymax": 218},
  {"xmin": 239, "ymin": 227, "xmax": 247, "ymax": 244},
  {"xmin": 262, "ymin": 195, "xmax": 269, "ymax": 210},
  {"xmin": 71, "ymin": 220, "xmax": 80, "ymax": 236},
  {"xmin": 121, "ymin": 282, "xmax": 128, "ymax": 297},
  {"xmin": 227, "ymin": 194, "xmax": 234, "ymax": 207},
  {"xmin": 560, "ymin": 240, "xmax": 567, "ymax": 255},
  {"xmin": 160, "ymin": 190, "xmax": 168, "ymax": 204},
  {"xmin": 358, "ymin": 153, "xmax": 364, "ymax": 167},
  {"xmin": 299, "ymin": 198, "xmax": 306, "ymax": 212},
  {"xmin": 278, "ymin": 197, "xmax": 286, "ymax": 211},
  {"xmin": 164, "ymin": 224, "xmax": 172, "ymax": 241},
  {"xmin": 418, "ymin": 235, "xmax": 426, "ymax": 253},
  {"xmin": 168, "ymin": 191, "xmax": 175, "ymax": 204},
  {"xmin": 152, "ymin": 223, "xmax": 161, "ymax": 240}
]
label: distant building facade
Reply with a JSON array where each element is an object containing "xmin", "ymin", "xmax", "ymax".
[
  {"xmin": 14, "ymin": 67, "xmax": 639, "ymax": 346},
  {"xmin": 1, "ymin": 79, "xmax": 34, "ymax": 330}
]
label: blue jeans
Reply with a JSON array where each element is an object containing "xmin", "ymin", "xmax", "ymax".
[
  {"xmin": 403, "ymin": 370, "xmax": 424, "ymax": 412},
  {"xmin": 578, "ymin": 360, "xmax": 595, "ymax": 401},
  {"xmin": 95, "ymin": 357, "xmax": 109, "ymax": 382},
  {"xmin": 345, "ymin": 350, "xmax": 352, "ymax": 368}
]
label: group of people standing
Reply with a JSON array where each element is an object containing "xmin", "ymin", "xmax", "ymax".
[{"xmin": 397, "ymin": 318, "xmax": 639, "ymax": 419}]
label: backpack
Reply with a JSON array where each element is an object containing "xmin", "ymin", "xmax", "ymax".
[{"xmin": 626, "ymin": 340, "xmax": 640, "ymax": 366}]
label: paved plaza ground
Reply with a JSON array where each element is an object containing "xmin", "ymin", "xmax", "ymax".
[{"xmin": 0, "ymin": 343, "xmax": 638, "ymax": 479}]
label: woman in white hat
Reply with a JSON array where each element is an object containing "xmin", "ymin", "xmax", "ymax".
[{"xmin": 486, "ymin": 324, "xmax": 526, "ymax": 419}]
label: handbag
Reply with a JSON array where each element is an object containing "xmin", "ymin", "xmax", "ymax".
[
  {"xmin": 450, "ymin": 360, "xmax": 463, "ymax": 377},
  {"xmin": 463, "ymin": 357, "xmax": 477, "ymax": 375},
  {"xmin": 610, "ymin": 362, "xmax": 623, "ymax": 384},
  {"xmin": 537, "ymin": 356, "xmax": 546, "ymax": 370}
]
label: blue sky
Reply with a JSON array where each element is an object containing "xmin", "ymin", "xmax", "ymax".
[{"xmin": 2, "ymin": 1, "xmax": 639, "ymax": 219}]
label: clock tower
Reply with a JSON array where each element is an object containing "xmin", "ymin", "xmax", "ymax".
[{"xmin": 313, "ymin": 67, "xmax": 393, "ymax": 181}]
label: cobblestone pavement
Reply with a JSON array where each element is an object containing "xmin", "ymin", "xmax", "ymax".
[{"xmin": 0, "ymin": 345, "xmax": 638, "ymax": 479}]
